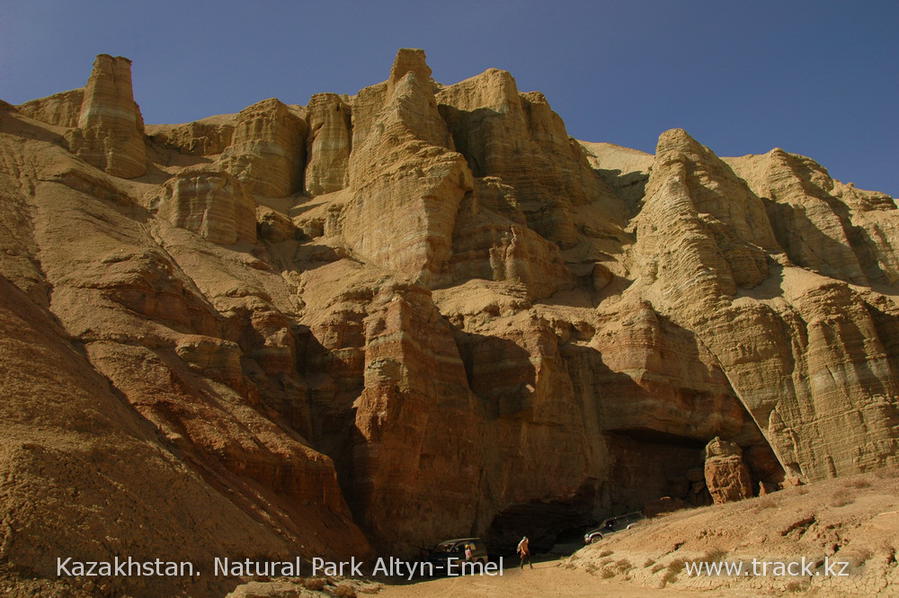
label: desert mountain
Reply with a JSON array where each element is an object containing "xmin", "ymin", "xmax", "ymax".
[{"xmin": 1, "ymin": 49, "xmax": 896, "ymax": 597}]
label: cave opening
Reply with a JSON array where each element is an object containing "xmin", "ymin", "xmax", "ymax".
[
  {"xmin": 484, "ymin": 486, "xmax": 597, "ymax": 555},
  {"xmin": 604, "ymin": 425, "xmax": 785, "ymax": 515},
  {"xmin": 605, "ymin": 429, "xmax": 712, "ymax": 514}
]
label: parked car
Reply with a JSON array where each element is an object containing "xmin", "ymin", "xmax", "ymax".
[
  {"xmin": 426, "ymin": 537, "xmax": 489, "ymax": 566},
  {"xmin": 583, "ymin": 511, "xmax": 645, "ymax": 544}
]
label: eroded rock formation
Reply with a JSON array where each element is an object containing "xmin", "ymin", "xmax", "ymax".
[
  {"xmin": 704, "ymin": 437, "xmax": 754, "ymax": 504},
  {"xmin": 2, "ymin": 49, "xmax": 897, "ymax": 597},
  {"xmin": 66, "ymin": 54, "xmax": 147, "ymax": 178},
  {"xmin": 147, "ymin": 115, "xmax": 235, "ymax": 156},
  {"xmin": 218, "ymin": 98, "xmax": 306, "ymax": 197},
  {"xmin": 342, "ymin": 48, "xmax": 471, "ymax": 285},
  {"xmin": 305, "ymin": 93, "xmax": 352, "ymax": 195},
  {"xmin": 17, "ymin": 88, "xmax": 84, "ymax": 128},
  {"xmin": 152, "ymin": 168, "xmax": 257, "ymax": 245}
]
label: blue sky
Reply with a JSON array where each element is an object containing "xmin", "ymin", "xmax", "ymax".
[{"xmin": 2, "ymin": 0, "xmax": 897, "ymax": 196}]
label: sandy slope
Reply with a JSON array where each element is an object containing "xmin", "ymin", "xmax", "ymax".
[
  {"xmin": 376, "ymin": 563, "xmax": 756, "ymax": 598},
  {"xmin": 560, "ymin": 470, "xmax": 898, "ymax": 596}
]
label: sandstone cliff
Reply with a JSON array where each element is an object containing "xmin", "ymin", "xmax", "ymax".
[
  {"xmin": 218, "ymin": 98, "xmax": 306, "ymax": 197},
  {"xmin": 1, "ymin": 49, "xmax": 896, "ymax": 597},
  {"xmin": 152, "ymin": 168, "xmax": 257, "ymax": 245}
]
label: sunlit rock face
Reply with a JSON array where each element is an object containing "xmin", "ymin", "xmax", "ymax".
[
  {"xmin": 305, "ymin": 92, "xmax": 352, "ymax": 195},
  {"xmin": 64, "ymin": 54, "xmax": 148, "ymax": 178},
  {"xmin": 17, "ymin": 88, "xmax": 84, "ymax": 128},
  {"xmin": 152, "ymin": 168, "xmax": 257, "ymax": 245},
  {"xmin": 1, "ymin": 47, "xmax": 897, "ymax": 596},
  {"xmin": 218, "ymin": 97, "xmax": 306, "ymax": 197}
]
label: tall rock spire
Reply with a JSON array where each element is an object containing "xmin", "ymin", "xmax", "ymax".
[
  {"xmin": 304, "ymin": 93, "xmax": 352, "ymax": 195},
  {"xmin": 68, "ymin": 54, "xmax": 147, "ymax": 178},
  {"xmin": 387, "ymin": 48, "xmax": 433, "ymax": 91},
  {"xmin": 343, "ymin": 48, "xmax": 468, "ymax": 285}
]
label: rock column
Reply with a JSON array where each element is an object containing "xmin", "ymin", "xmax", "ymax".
[
  {"xmin": 704, "ymin": 437, "xmax": 754, "ymax": 504},
  {"xmin": 305, "ymin": 93, "xmax": 351, "ymax": 195},
  {"xmin": 69, "ymin": 54, "xmax": 147, "ymax": 178}
]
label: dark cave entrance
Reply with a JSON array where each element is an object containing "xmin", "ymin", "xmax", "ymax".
[
  {"xmin": 605, "ymin": 428, "xmax": 711, "ymax": 513},
  {"xmin": 604, "ymin": 426, "xmax": 785, "ymax": 515},
  {"xmin": 484, "ymin": 485, "xmax": 597, "ymax": 555}
]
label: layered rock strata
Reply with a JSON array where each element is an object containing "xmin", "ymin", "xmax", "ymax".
[
  {"xmin": 218, "ymin": 98, "xmax": 306, "ymax": 197},
  {"xmin": 152, "ymin": 168, "xmax": 257, "ymax": 245},
  {"xmin": 437, "ymin": 67, "xmax": 614, "ymax": 247},
  {"xmin": 147, "ymin": 116, "xmax": 235, "ymax": 156},
  {"xmin": 66, "ymin": 54, "xmax": 147, "ymax": 178},
  {"xmin": 1, "ymin": 48, "xmax": 897, "ymax": 597},
  {"xmin": 17, "ymin": 88, "xmax": 84, "ymax": 128},
  {"xmin": 305, "ymin": 93, "xmax": 351, "ymax": 195},
  {"xmin": 341, "ymin": 49, "xmax": 471, "ymax": 285},
  {"xmin": 632, "ymin": 129, "xmax": 898, "ymax": 482}
]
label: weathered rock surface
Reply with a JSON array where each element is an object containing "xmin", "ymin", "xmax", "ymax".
[
  {"xmin": 146, "ymin": 114, "xmax": 235, "ymax": 156},
  {"xmin": 152, "ymin": 168, "xmax": 257, "ymax": 244},
  {"xmin": 17, "ymin": 88, "xmax": 84, "ymax": 128},
  {"xmin": 342, "ymin": 49, "xmax": 471, "ymax": 285},
  {"xmin": 305, "ymin": 93, "xmax": 352, "ymax": 195},
  {"xmin": 725, "ymin": 149, "xmax": 899, "ymax": 286},
  {"xmin": 0, "ymin": 275, "xmax": 302, "ymax": 598},
  {"xmin": 66, "ymin": 54, "xmax": 147, "ymax": 178},
  {"xmin": 437, "ymin": 68, "xmax": 612, "ymax": 247},
  {"xmin": 632, "ymin": 128, "xmax": 898, "ymax": 484},
  {"xmin": 447, "ymin": 177, "xmax": 573, "ymax": 298},
  {"xmin": 1, "ymin": 49, "xmax": 897, "ymax": 597},
  {"xmin": 218, "ymin": 98, "xmax": 306, "ymax": 197},
  {"xmin": 704, "ymin": 437, "xmax": 754, "ymax": 504}
]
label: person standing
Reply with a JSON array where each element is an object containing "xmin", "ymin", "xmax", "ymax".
[{"xmin": 517, "ymin": 536, "xmax": 533, "ymax": 569}]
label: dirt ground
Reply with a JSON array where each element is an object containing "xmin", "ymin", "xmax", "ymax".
[
  {"xmin": 227, "ymin": 470, "xmax": 898, "ymax": 596},
  {"xmin": 376, "ymin": 561, "xmax": 759, "ymax": 598},
  {"xmin": 375, "ymin": 469, "xmax": 899, "ymax": 598}
]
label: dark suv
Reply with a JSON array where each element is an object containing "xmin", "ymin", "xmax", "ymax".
[
  {"xmin": 426, "ymin": 537, "xmax": 489, "ymax": 566},
  {"xmin": 583, "ymin": 511, "xmax": 645, "ymax": 544}
]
